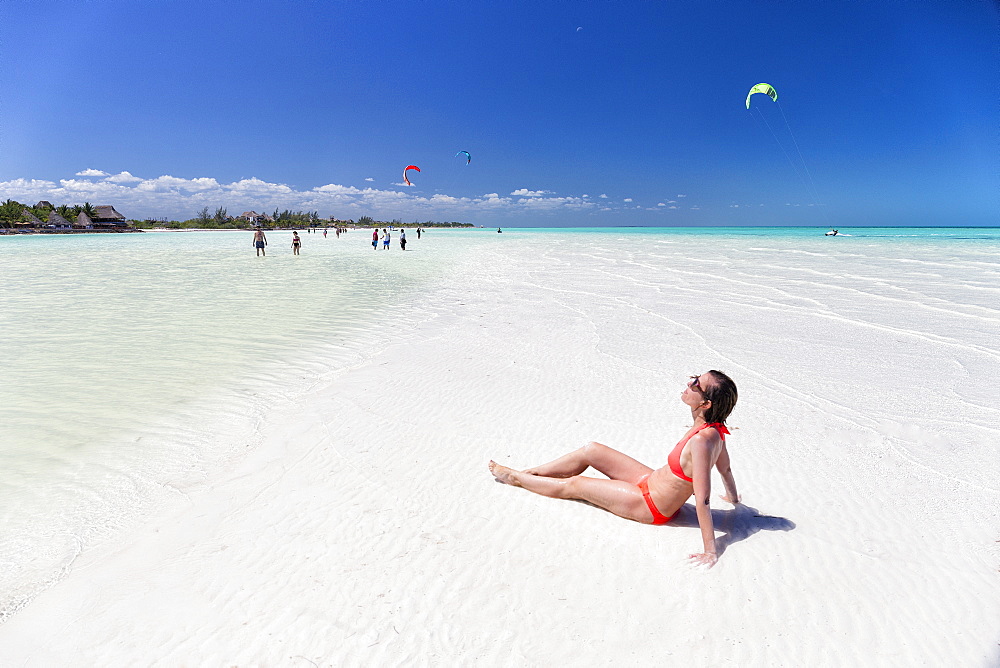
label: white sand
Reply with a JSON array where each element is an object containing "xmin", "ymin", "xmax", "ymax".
[{"xmin": 2, "ymin": 232, "xmax": 998, "ymax": 666}]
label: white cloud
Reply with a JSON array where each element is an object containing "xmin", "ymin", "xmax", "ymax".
[
  {"xmin": 657, "ymin": 203, "xmax": 665, "ymax": 207},
  {"xmin": 134, "ymin": 175, "xmax": 223, "ymax": 193},
  {"xmin": 0, "ymin": 170, "xmax": 609, "ymax": 220},
  {"xmin": 59, "ymin": 178, "xmax": 122, "ymax": 193},
  {"xmin": 314, "ymin": 183, "xmax": 362, "ymax": 195},
  {"xmin": 76, "ymin": 168, "xmax": 108, "ymax": 177},
  {"xmin": 0, "ymin": 178, "xmax": 58, "ymax": 195},
  {"xmin": 365, "ymin": 177, "xmax": 374, "ymax": 182},
  {"xmin": 517, "ymin": 195, "xmax": 594, "ymax": 211},
  {"xmin": 623, "ymin": 198, "xmax": 633, "ymax": 202},
  {"xmin": 677, "ymin": 194, "xmax": 686, "ymax": 198},
  {"xmin": 225, "ymin": 177, "xmax": 290, "ymax": 195},
  {"xmin": 477, "ymin": 193, "xmax": 511, "ymax": 208},
  {"xmin": 599, "ymin": 194, "xmax": 608, "ymax": 199},
  {"xmin": 105, "ymin": 171, "xmax": 142, "ymax": 183},
  {"xmin": 667, "ymin": 200, "xmax": 676, "ymax": 204}
]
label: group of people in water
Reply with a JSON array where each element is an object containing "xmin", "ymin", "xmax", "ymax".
[
  {"xmin": 490, "ymin": 369, "xmax": 740, "ymax": 567},
  {"xmin": 251, "ymin": 226, "xmax": 422, "ymax": 256},
  {"xmin": 371, "ymin": 226, "xmax": 422, "ymax": 251}
]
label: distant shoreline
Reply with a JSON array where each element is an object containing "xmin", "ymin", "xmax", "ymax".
[{"xmin": 0, "ymin": 228, "xmax": 144, "ymax": 235}]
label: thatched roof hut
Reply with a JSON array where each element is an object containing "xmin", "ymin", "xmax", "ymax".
[
  {"xmin": 20, "ymin": 208, "xmax": 42, "ymax": 227},
  {"xmin": 93, "ymin": 205, "xmax": 127, "ymax": 223},
  {"xmin": 47, "ymin": 210, "xmax": 72, "ymax": 229},
  {"xmin": 35, "ymin": 200, "xmax": 53, "ymax": 209},
  {"xmin": 75, "ymin": 212, "xmax": 93, "ymax": 229}
]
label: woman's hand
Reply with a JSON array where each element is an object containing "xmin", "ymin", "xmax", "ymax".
[
  {"xmin": 688, "ymin": 552, "xmax": 718, "ymax": 568},
  {"xmin": 719, "ymin": 494, "xmax": 741, "ymax": 504}
]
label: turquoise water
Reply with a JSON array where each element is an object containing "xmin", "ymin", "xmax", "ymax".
[
  {"xmin": 511, "ymin": 226, "xmax": 1000, "ymax": 240},
  {"xmin": 1, "ymin": 225, "xmax": 997, "ymax": 620}
]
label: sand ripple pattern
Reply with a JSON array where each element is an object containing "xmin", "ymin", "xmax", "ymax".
[{"xmin": 1, "ymin": 228, "xmax": 997, "ymax": 666}]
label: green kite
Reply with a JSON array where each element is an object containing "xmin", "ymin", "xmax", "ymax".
[{"xmin": 745, "ymin": 83, "xmax": 778, "ymax": 109}]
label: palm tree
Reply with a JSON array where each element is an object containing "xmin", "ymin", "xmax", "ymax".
[
  {"xmin": 82, "ymin": 202, "xmax": 97, "ymax": 217},
  {"xmin": 0, "ymin": 199, "xmax": 20, "ymax": 229}
]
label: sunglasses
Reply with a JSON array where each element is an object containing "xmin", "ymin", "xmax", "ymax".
[{"xmin": 688, "ymin": 375, "xmax": 708, "ymax": 395}]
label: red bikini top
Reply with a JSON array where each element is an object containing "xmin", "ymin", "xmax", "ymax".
[{"xmin": 667, "ymin": 422, "xmax": 729, "ymax": 482}]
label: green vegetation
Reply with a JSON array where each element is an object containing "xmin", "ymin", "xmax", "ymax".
[
  {"xmin": 135, "ymin": 211, "xmax": 474, "ymax": 229},
  {"xmin": 1, "ymin": 197, "xmax": 474, "ymax": 230},
  {"xmin": 0, "ymin": 199, "xmax": 25, "ymax": 227},
  {"xmin": 273, "ymin": 209, "xmax": 319, "ymax": 224},
  {"xmin": 2, "ymin": 198, "xmax": 74, "ymax": 228}
]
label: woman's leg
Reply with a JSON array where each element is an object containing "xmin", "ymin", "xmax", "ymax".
[
  {"xmin": 523, "ymin": 441, "xmax": 651, "ymax": 484},
  {"xmin": 489, "ymin": 461, "xmax": 653, "ymax": 523}
]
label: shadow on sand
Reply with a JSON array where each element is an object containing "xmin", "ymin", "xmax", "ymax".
[{"xmin": 667, "ymin": 503, "xmax": 795, "ymax": 555}]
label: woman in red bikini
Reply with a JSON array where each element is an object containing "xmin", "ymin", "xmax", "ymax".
[{"xmin": 489, "ymin": 370, "xmax": 740, "ymax": 567}]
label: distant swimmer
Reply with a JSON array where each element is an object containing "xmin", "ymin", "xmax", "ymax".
[
  {"xmin": 400, "ymin": 228, "xmax": 407, "ymax": 250},
  {"xmin": 498, "ymin": 227, "xmax": 502, "ymax": 233},
  {"xmin": 372, "ymin": 228, "xmax": 378, "ymax": 250},
  {"xmin": 291, "ymin": 230, "xmax": 301, "ymax": 255},
  {"xmin": 253, "ymin": 226, "xmax": 267, "ymax": 256},
  {"xmin": 825, "ymin": 229, "xmax": 839, "ymax": 236}
]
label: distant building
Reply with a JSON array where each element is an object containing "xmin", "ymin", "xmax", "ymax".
[
  {"xmin": 75, "ymin": 212, "xmax": 94, "ymax": 229},
  {"xmin": 92, "ymin": 205, "xmax": 128, "ymax": 225},
  {"xmin": 46, "ymin": 210, "xmax": 72, "ymax": 230},
  {"xmin": 35, "ymin": 200, "xmax": 54, "ymax": 209},
  {"xmin": 19, "ymin": 208, "xmax": 42, "ymax": 228},
  {"xmin": 238, "ymin": 211, "xmax": 273, "ymax": 225}
]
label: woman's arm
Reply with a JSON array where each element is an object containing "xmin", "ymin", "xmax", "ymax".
[
  {"xmin": 688, "ymin": 435, "xmax": 718, "ymax": 567},
  {"xmin": 715, "ymin": 445, "xmax": 740, "ymax": 504}
]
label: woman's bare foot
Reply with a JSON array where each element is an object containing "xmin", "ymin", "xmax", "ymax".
[{"xmin": 489, "ymin": 461, "xmax": 522, "ymax": 486}]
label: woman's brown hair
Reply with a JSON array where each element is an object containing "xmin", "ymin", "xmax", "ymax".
[{"xmin": 703, "ymin": 370, "xmax": 738, "ymax": 424}]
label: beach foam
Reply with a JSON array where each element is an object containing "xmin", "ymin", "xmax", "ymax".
[{"xmin": 1, "ymin": 228, "xmax": 998, "ymax": 665}]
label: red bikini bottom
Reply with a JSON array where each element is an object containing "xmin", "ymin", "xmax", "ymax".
[{"xmin": 637, "ymin": 474, "xmax": 673, "ymax": 525}]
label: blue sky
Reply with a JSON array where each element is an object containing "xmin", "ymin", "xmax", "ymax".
[{"xmin": 1, "ymin": 0, "xmax": 997, "ymax": 226}]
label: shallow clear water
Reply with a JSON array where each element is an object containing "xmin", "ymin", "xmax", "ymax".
[
  {"xmin": 1, "ymin": 225, "xmax": 998, "ymax": 620},
  {"xmin": 0, "ymin": 228, "xmax": 474, "ymax": 619}
]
